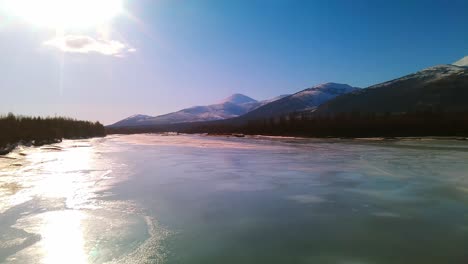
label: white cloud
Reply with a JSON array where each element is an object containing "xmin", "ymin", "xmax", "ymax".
[{"xmin": 44, "ymin": 35, "xmax": 135, "ymax": 56}]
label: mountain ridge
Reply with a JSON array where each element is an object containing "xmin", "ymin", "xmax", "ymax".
[
  {"xmin": 236, "ymin": 82, "xmax": 359, "ymax": 121},
  {"xmin": 111, "ymin": 56, "xmax": 468, "ymax": 128},
  {"xmin": 110, "ymin": 93, "xmax": 283, "ymax": 127},
  {"xmin": 314, "ymin": 64, "xmax": 468, "ymax": 115}
]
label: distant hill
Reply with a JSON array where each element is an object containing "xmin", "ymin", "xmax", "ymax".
[
  {"xmin": 237, "ymin": 83, "xmax": 358, "ymax": 120},
  {"xmin": 110, "ymin": 94, "xmax": 288, "ymax": 127},
  {"xmin": 314, "ymin": 63, "xmax": 468, "ymax": 115}
]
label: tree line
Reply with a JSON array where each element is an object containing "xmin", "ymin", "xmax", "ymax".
[
  {"xmin": 0, "ymin": 113, "xmax": 106, "ymax": 152},
  {"xmin": 242, "ymin": 111, "xmax": 468, "ymax": 138},
  {"xmin": 107, "ymin": 111, "xmax": 468, "ymax": 138}
]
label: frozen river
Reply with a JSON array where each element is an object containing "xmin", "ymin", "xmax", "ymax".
[{"xmin": 1, "ymin": 134, "xmax": 468, "ymax": 264}]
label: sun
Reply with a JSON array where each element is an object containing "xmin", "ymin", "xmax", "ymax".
[{"xmin": 2, "ymin": 0, "xmax": 124, "ymax": 29}]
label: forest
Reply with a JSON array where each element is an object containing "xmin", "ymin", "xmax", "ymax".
[{"xmin": 0, "ymin": 113, "xmax": 106, "ymax": 154}]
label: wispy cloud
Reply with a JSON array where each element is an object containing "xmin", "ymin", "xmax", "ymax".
[{"xmin": 44, "ymin": 35, "xmax": 135, "ymax": 56}]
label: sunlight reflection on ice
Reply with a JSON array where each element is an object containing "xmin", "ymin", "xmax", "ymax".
[
  {"xmin": 40, "ymin": 210, "xmax": 87, "ymax": 264},
  {"xmin": 1, "ymin": 138, "xmax": 168, "ymax": 264},
  {"xmin": 0, "ymin": 142, "xmax": 119, "ymax": 213}
]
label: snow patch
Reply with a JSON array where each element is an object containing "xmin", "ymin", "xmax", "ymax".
[
  {"xmin": 453, "ymin": 56, "xmax": 468, "ymax": 67},
  {"xmin": 220, "ymin": 94, "xmax": 257, "ymax": 104},
  {"xmin": 368, "ymin": 64, "xmax": 466, "ymax": 90},
  {"xmin": 291, "ymin": 83, "xmax": 358, "ymax": 99}
]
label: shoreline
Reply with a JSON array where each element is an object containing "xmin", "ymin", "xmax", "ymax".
[
  {"xmin": 111, "ymin": 132, "xmax": 468, "ymax": 142},
  {"xmin": 3, "ymin": 133, "xmax": 467, "ymax": 156},
  {"xmin": 215, "ymin": 133, "xmax": 468, "ymax": 142},
  {"xmin": 0, "ymin": 137, "xmax": 104, "ymax": 156},
  {"xmin": 0, "ymin": 139, "xmax": 62, "ymax": 156}
]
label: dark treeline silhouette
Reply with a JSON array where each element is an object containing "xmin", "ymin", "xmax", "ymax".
[
  {"xmin": 107, "ymin": 111, "xmax": 468, "ymax": 138},
  {"xmin": 242, "ymin": 111, "xmax": 468, "ymax": 138},
  {"xmin": 0, "ymin": 113, "xmax": 106, "ymax": 154}
]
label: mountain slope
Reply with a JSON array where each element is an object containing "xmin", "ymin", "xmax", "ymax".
[
  {"xmin": 238, "ymin": 83, "xmax": 358, "ymax": 120},
  {"xmin": 110, "ymin": 94, "xmax": 287, "ymax": 127},
  {"xmin": 314, "ymin": 64, "xmax": 468, "ymax": 115}
]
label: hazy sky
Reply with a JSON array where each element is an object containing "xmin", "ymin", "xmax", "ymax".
[{"xmin": 1, "ymin": 0, "xmax": 467, "ymax": 124}]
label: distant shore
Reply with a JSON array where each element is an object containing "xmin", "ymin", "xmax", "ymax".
[
  {"xmin": 3, "ymin": 133, "xmax": 467, "ymax": 157},
  {"xmin": 205, "ymin": 134, "xmax": 468, "ymax": 143},
  {"xmin": 107, "ymin": 111, "xmax": 468, "ymax": 140},
  {"xmin": 109, "ymin": 132, "xmax": 468, "ymax": 142}
]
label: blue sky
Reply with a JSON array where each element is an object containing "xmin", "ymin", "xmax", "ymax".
[{"xmin": 0, "ymin": 0, "xmax": 467, "ymax": 124}]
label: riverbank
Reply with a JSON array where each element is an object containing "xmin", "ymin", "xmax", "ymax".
[
  {"xmin": 0, "ymin": 138, "xmax": 62, "ymax": 156},
  {"xmin": 0, "ymin": 114, "xmax": 106, "ymax": 155}
]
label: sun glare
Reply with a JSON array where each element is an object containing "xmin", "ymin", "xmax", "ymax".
[{"xmin": 2, "ymin": 0, "xmax": 123, "ymax": 29}]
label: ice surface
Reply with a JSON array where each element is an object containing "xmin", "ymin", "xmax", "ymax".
[{"xmin": 1, "ymin": 135, "xmax": 468, "ymax": 263}]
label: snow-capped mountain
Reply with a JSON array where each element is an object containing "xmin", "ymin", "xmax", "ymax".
[
  {"xmin": 453, "ymin": 56, "xmax": 468, "ymax": 67},
  {"xmin": 110, "ymin": 94, "xmax": 287, "ymax": 127},
  {"xmin": 315, "ymin": 62, "xmax": 468, "ymax": 115},
  {"xmin": 220, "ymin": 93, "xmax": 257, "ymax": 104},
  {"xmin": 237, "ymin": 83, "xmax": 359, "ymax": 120}
]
